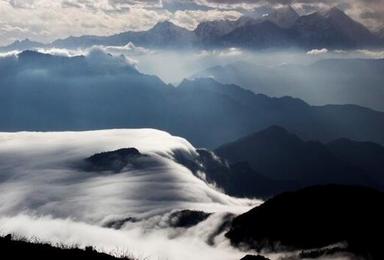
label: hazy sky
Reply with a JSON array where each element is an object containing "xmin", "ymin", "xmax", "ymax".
[{"xmin": 0, "ymin": 0, "xmax": 383, "ymax": 45}]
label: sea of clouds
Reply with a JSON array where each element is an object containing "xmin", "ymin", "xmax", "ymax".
[{"xmin": 0, "ymin": 129, "xmax": 261, "ymax": 260}]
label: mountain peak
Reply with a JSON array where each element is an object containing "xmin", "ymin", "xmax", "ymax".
[
  {"xmin": 2, "ymin": 38, "xmax": 44, "ymax": 50},
  {"xmin": 258, "ymin": 125, "xmax": 290, "ymax": 135},
  {"xmin": 269, "ymin": 5, "xmax": 299, "ymax": 27},
  {"xmin": 218, "ymin": 126, "xmax": 301, "ymax": 150},
  {"xmin": 246, "ymin": 126, "xmax": 302, "ymax": 144},
  {"xmin": 322, "ymin": 7, "xmax": 348, "ymax": 19},
  {"xmin": 243, "ymin": 5, "xmax": 299, "ymax": 28},
  {"xmin": 151, "ymin": 20, "xmax": 183, "ymax": 31},
  {"xmin": 18, "ymin": 50, "xmax": 46, "ymax": 58}
]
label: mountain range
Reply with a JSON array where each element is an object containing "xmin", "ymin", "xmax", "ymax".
[
  {"xmin": 1, "ymin": 7, "xmax": 382, "ymax": 51},
  {"xmin": 211, "ymin": 126, "xmax": 384, "ymax": 197},
  {"xmin": 193, "ymin": 58, "xmax": 384, "ymax": 111},
  {"xmin": 1, "ymin": 51, "xmax": 384, "ymax": 149}
]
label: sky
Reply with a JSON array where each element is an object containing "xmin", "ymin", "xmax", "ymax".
[{"xmin": 0, "ymin": 0, "xmax": 384, "ymax": 45}]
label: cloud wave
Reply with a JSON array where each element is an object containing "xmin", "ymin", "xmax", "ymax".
[{"xmin": 0, "ymin": 129, "xmax": 259, "ymax": 260}]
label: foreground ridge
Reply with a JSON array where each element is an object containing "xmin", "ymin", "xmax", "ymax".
[{"xmin": 0, "ymin": 235, "xmax": 131, "ymax": 260}]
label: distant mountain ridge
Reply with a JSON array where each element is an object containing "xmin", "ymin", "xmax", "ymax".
[
  {"xmin": 213, "ymin": 126, "xmax": 384, "ymax": 197},
  {"xmin": 1, "ymin": 51, "xmax": 384, "ymax": 149},
  {"xmin": 1, "ymin": 7, "xmax": 382, "ymax": 51},
  {"xmin": 193, "ymin": 58, "xmax": 384, "ymax": 111},
  {"xmin": 215, "ymin": 126, "xmax": 384, "ymax": 193}
]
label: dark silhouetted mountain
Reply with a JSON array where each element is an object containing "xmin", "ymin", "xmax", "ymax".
[
  {"xmin": 219, "ymin": 20, "xmax": 296, "ymax": 48},
  {"xmin": 168, "ymin": 210, "xmax": 211, "ymax": 228},
  {"xmin": 240, "ymin": 255, "xmax": 271, "ymax": 260},
  {"xmin": 2, "ymin": 51, "xmax": 384, "ymax": 149},
  {"xmin": 140, "ymin": 21, "xmax": 196, "ymax": 47},
  {"xmin": 85, "ymin": 148, "xmax": 143, "ymax": 172},
  {"xmin": 244, "ymin": 5, "xmax": 299, "ymax": 28},
  {"xmin": 193, "ymin": 58, "xmax": 384, "ymax": 111},
  {"xmin": 215, "ymin": 126, "xmax": 373, "ymax": 189},
  {"xmin": 0, "ymin": 234, "xmax": 130, "ymax": 260},
  {"xmin": 226, "ymin": 185, "xmax": 384, "ymax": 259},
  {"xmin": 193, "ymin": 149, "xmax": 293, "ymax": 198},
  {"xmin": 104, "ymin": 210, "xmax": 211, "ymax": 230},
  {"xmin": 169, "ymin": 147, "xmax": 286, "ymax": 198},
  {"xmin": 327, "ymin": 138, "xmax": 384, "ymax": 186},
  {"xmin": 293, "ymin": 7, "xmax": 380, "ymax": 48},
  {"xmin": 194, "ymin": 19, "xmax": 241, "ymax": 46}
]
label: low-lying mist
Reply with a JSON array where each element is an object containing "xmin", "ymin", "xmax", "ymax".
[
  {"xmin": 0, "ymin": 129, "xmax": 259, "ymax": 260},
  {"xmin": 3, "ymin": 45, "xmax": 383, "ymax": 111},
  {"xmin": 132, "ymin": 47, "xmax": 384, "ymax": 111},
  {"xmin": 25, "ymin": 45, "xmax": 384, "ymax": 83}
]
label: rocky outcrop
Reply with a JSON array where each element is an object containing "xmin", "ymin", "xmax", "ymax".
[
  {"xmin": 168, "ymin": 210, "xmax": 211, "ymax": 228},
  {"xmin": 84, "ymin": 148, "xmax": 143, "ymax": 173}
]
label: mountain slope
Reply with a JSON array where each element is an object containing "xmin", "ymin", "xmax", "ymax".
[
  {"xmin": 219, "ymin": 20, "xmax": 295, "ymax": 48},
  {"xmin": 327, "ymin": 138, "xmax": 384, "ymax": 185},
  {"xmin": 0, "ymin": 235, "xmax": 130, "ymax": 260},
  {"xmin": 2, "ymin": 51, "xmax": 384, "ymax": 149},
  {"xmin": 226, "ymin": 185, "xmax": 384, "ymax": 259},
  {"xmin": 266, "ymin": 6, "xmax": 299, "ymax": 28},
  {"xmin": 244, "ymin": 5, "xmax": 299, "ymax": 28},
  {"xmin": 193, "ymin": 58, "xmax": 384, "ymax": 111},
  {"xmin": 1, "ymin": 8, "xmax": 381, "ymax": 51},
  {"xmin": 292, "ymin": 8, "xmax": 379, "ymax": 48},
  {"xmin": 215, "ymin": 126, "xmax": 371, "ymax": 186},
  {"xmin": 219, "ymin": 7, "xmax": 380, "ymax": 49}
]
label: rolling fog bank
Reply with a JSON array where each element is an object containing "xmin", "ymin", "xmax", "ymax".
[{"xmin": 0, "ymin": 129, "xmax": 258, "ymax": 260}]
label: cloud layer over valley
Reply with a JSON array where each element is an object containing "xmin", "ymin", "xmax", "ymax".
[{"xmin": 0, "ymin": 129, "xmax": 258, "ymax": 260}]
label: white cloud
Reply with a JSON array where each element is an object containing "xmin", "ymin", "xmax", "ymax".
[
  {"xmin": 197, "ymin": 47, "xmax": 243, "ymax": 58},
  {"xmin": 356, "ymin": 49, "xmax": 384, "ymax": 59},
  {"xmin": 0, "ymin": 50, "xmax": 20, "ymax": 57},
  {"xmin": 306, "ymin": 48, "xmax": 329, "ymax": 56},
  {"xmin": 0, "ymin": 129, "xmax": 259, "ymax": 260},
  {"xmin": 102, "ymin": 42, "xmax": 153, "ymax": 56}
]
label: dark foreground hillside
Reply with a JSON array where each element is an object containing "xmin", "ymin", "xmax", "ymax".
[
  {"xmin": 226, "ymin": 185, "xmax": 384, "ymax": 260},
  {"xmin": 0, "ymin": 235, "xmax": 130, "ymax": 260}
]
